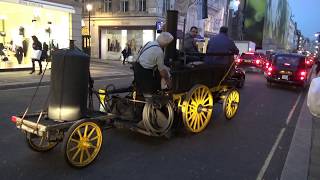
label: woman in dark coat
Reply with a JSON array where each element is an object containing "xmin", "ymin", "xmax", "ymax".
[{"xmin": 30, "ymin": 36, "xmax": 42, "ymax": 75}]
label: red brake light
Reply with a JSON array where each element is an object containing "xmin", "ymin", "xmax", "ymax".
[
  {"xmin": 268, "ymin": 67, "xmax": 273, "ymax": 72},
  {"xmin": 300, "ymin": 71, "xmax": 306, "ymax": 76},
  {"xmin": 11, "ymin": 116, "xmax": 17, "ymax": 123},
  {"xmin": 300, "ymin": 77, "xmax": 305, "ymax": 80},
  {"xmin": 236, "ymin": 58, "xmax": 242, "ymax": 63},
  {"xmin": 255, "ymin": 59, "xmax": 261, "ymax": 64}
]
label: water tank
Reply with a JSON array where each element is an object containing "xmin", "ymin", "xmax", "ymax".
[{"xmin": 48, "ymin": 48, "xmax": 90, "ymax": 121}]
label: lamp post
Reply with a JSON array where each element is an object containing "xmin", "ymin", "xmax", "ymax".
[{"xmin": 86, "ymin": 3, "xmax": 92, "ymax": 56}]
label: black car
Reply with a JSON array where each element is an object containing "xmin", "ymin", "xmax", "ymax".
[{"xmin": 265, "ymin": 53, "xmax": 310, "ymax": 87}]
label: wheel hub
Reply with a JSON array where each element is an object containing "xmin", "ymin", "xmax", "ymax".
[{"xmin": 197, "ymin": 104, "xmax": 203, "ymax": 113}]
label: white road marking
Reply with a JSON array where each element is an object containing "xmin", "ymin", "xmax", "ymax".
[
  {"xmin": 256, "ymin": 128, "xmax": 286, "ymax": 180},
  {"xmin": 286, "ymin": 93, "xmax": 302, "ymax": 125}
]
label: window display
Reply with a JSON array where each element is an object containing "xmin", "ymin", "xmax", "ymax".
[
  {"xmin": 101, "ymin": 28, "xmax": 154, "ymax": 60},
  {"xmin": 0, "ymin": 1, "xmax": 72, "ymax": 70}
]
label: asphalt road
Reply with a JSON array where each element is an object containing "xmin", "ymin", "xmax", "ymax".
[{"xmin": 0, "ymin": 73, "xmax": 306, "ymax": 180}]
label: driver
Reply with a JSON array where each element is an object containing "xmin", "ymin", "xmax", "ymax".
[{"xmin": 134, "ymin": 32, "xmax": 173, "ymax": 95}]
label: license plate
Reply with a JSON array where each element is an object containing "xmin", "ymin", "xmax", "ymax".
[
  {"xmin": 282, "ymin": 75, "xmax": 288, "ymax": 80},
  {"xmin": 244, "ymin": 60, "xmax": 251, "ymax": 63}
]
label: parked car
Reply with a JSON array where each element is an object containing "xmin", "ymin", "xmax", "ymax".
[{"xmin": 265, "ymin": 53, "xmax": 310, "ymax": 88}]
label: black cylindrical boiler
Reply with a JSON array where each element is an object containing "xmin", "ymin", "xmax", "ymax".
[{"xmin": 48, "ymin": 48, "xmax": 90, "ymax": 121}]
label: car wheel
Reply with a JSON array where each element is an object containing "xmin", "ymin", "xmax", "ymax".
[{"xmin": 236, "ymin": 77, "xmax": 245, "ymax": 88}]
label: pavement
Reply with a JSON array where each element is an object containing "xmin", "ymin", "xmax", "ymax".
[
  {"xmin": 0, "ymin": 58, "xmax": 133, "ymax": 90},
  {"xmin": 0, "ymin": 59, "xmax": 319, "ymax": 179}
]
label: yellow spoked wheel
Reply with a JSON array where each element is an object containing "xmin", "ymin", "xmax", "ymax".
[
  {"xmin": 223, "ymin": 89, "xmax": 240, "ymax": 120},
  {"xmin": 182, "ymin": 85, "xmax": 213, "ymax": 133},
  {"xmin": 63, "ymin": 120, "xmax": 103, "ymax": 168}
]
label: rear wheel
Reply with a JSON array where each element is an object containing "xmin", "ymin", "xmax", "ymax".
[
  {"xmin": 26, "ymin": 133, "xmax": 58, "ymax": 152},
  {"xmin": 62, "ymin": 120, "xmax": 103, "ymax": 168}
]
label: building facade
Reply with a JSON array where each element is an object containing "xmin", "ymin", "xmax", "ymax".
[
  {"xmin": 82, "ymin": 0, "xmax": 173, "ymax": 60},
  {"xmin": 0, "ymin": 0, "xmax": 81, "ymax": 71},
  {"xmin": 82, "ymin": 0, "xmax": 229, "ymax": 58}
]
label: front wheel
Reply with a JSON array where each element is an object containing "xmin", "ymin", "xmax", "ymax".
[
  {"xmin": 62, "ymin": 120, "xmax": 103, "ymax": 168},
  {"xmin": 223, "ymin": 89, "xmax": 240, "ymax": 120}
]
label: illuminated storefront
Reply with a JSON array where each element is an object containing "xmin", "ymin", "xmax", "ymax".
[
  {"xmin": 100, "ymin": 27, "xmax": 156, "ymax": 60},
  {"xmin": 0, "ymin": 0, "xmax": 74, "ymax": 70}
]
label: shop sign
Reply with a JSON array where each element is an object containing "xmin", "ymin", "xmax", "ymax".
[{"xmin": 18, "ymin": 0, "xmax": 43, "ymax": 8}]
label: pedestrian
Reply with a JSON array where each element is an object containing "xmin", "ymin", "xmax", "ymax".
[
  {"xmin": 183, "ymin": 26, "xmax": 199, "ymax": 53},
  {"xmin": 30, "ymin": 35, "xmax": 43, "ymax": 75},
  {"xmin": 41, "ymin": 42, "xmax": 49, "ymax": 62},
  {"xmin": 121, "ymin": 43, "xmax": 131, "ymax": 64},
  {"xmin": 134, "ymin": 32, "xmax": 173, "ymax": 94},
  {"xmin": 205, "ymin": 26, "xmax": 239, "ymax": 66}
]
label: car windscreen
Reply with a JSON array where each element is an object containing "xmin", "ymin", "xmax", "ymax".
[
  {"xmin": 240, "ymin": 54, "xmax": 255, "ymax": 59},
  {"xmin": 274, "ymin": 56, "xmax": 304, "ymax": 68}
]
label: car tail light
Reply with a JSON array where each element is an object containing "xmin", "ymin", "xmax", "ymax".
[
  {"xmin": 11, "ymin": 116, "xmax": 17, "ymax": 123},
  {"xmin": 236, "ymin": 58, "xmax": 242, "ymax": 63},
  {"xmin": 267, "ymin": 66, "xmax": 273, "ymax": 76},
  {"xmin": 255, "ymin": 59, "xmax": 261, "ymax": 64},
  {"xmin": 306, "ymin": 60, "xmax": 310, "ymax": 65},
  {"xmin": 300, "ymin": 71, "xmax": 307, "ymax": 76},
  {"xmin": 298, "ymin": 70, "xmax": 307, "ymax": 80}
]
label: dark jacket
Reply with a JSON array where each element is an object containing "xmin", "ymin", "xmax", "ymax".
[
  {"xmin": 32, "ymin": 40, "xmax": 42, "ymax": 51},
  {"xmin": 183, "ymin": 33, "xmax": 199, "ymax": 53},
  {"xmin": 205, "ymin": 33, "xmax": 239, "ymax": 65}
]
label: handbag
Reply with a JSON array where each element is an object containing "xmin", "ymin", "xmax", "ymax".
[
  {"xmin": 307, "ymin": 77, "xmax": 320, "ymax": 118},
  {"xmin": 31, "ymin": 50, "xmax": 42, "ymax": 60}
]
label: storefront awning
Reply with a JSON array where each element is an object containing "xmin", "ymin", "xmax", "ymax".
[{"xmin": 1, "ymin": 0, "xmax": 75, "ymax": 13}]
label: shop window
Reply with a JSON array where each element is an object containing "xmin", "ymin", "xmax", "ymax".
[
  {"xmin": 137, "ymin": 0, "xmax": 146, "ymax": 12},
  {"xmin": 104, "ymin": 0, "xmax": 112, "ymax": 12},
  {"xmin": 120, "ymin": 0, "xmax": 129, "ymax": 12}
]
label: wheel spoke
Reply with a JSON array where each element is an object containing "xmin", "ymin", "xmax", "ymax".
[
  {"xmin": 77, "ymin": 129, "xmax": 82, "ymax": 139},
  {"xmin": 70, "ymin": 138, "xmax": 80, "ymax": 144},
  {"xmin": 72, "ymin": 148, "xmax": 81, "ymax": 161},
  {"xmin": 85, "ymin": 148, "xmax": 91, "ymax": 160},
  {"xmin": 80, "ymin": 149, "xmax": 84, "ymax": 163},
  {"xmin": 68, "ymin": 145, "xmax": 79, "ymax": 153},
  {"xmin": 87, "ymin": 127, "xmax": 96, "ymax": 139},
  {"xmin": 90, "ymin": 136, "xmax": 99, "ymax": 142},
  {"xmin": 193, "ymin": 114, "xmax": 199, "ymax": 130},
  {"xmin": 84, "ymin": 125, "xmax": 88, "ymax": 138},
  {"xmin": 39, "ymin": 136, "xmax": 44, "ymax": 146}
]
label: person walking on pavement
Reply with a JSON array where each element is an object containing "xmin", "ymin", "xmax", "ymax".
[
  {"xmin": 41, "ymin": 42, "xmax": 49, "ymax": 62},
  {"xmin": 30, "ymin": 35, "xmax": 43, "ymax": 75},
  {"xmin": 134, "ymin": 32, "xmax": 173, "ymax": 94},
  {"xmin": 121, "ymin": 43, "xmax": 131, "ymax": 65},
  {"xmin": 205, "ymin": 26, "xmax": 239, "ymax": 65}
]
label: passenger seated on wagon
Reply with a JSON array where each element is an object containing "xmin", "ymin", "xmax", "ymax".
[
  {"xmin": 134, "ymin": 32, "xmax": 173, "ymax": 96},
  {"xmin": 204, "ymin": 26, "xmax": 239, "ymax": 67}
]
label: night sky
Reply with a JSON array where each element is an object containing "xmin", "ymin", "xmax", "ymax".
[{"xmin": 288, "ymin": 0, "xmax": 320, "ymax": 39}]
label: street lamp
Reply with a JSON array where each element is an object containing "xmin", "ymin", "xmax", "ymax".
[{"xmin": 86, "ymin": 3, "xmax": 92, "ymax": 56}]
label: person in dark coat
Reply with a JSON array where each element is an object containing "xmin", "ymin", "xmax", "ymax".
[
  {"xmin": 205, "ymin": 26, "xmax": 239, "ymax": 65},
  {"xmin": 41, "ymin": 42, "xmax": 48, "ymax": 62},
  {"xmin": 30, "ymin": 35, "xmax": 43, "ymax": 75},
  {"xmin": 121, "ymin": 43, "xmax": 131, "ymax": 64}
]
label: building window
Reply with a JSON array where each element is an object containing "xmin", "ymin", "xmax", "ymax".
[
  {"xmin": 137, "ymin": 0, "xmax": 146, "ymax": 12},
  {"xmin": 120, "ymin": 0, "xmax": 129, "ymax": 12},
  {"xmin": 104, "ymin": 0, "xmax": 112, "ymax": 12},
  {"xmin": 163, "ymin": 0, "xmax": 170, "ymax": 14}
]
